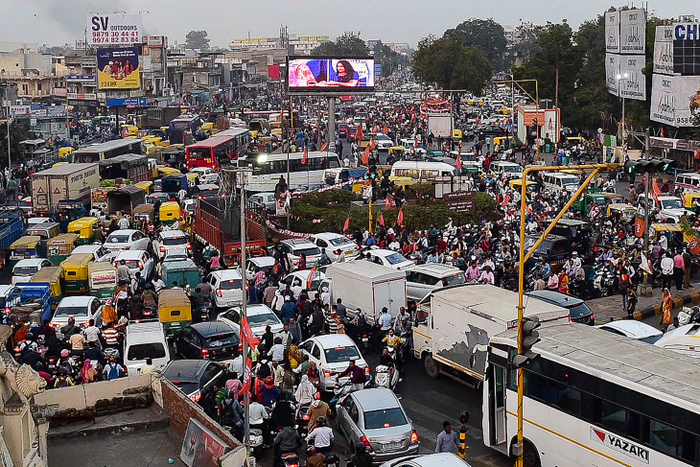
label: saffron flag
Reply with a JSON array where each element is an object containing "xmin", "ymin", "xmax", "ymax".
[
  {"xmin": 240, "ymin": 315, "xmax": 260, "ymax": 349},
  {"xmin": 369, "ymin": 138, "xmax": 376, "ymax": 150},
  {"xmin": 456, "ymin": 153, "xmax": 463, "ymax": 170},
  {"xmin": 501, "ymin": 193, "xmax": 510, "ymax": 207},
  {"xmin": 397, "ymin": 209, "xmax": 404, "ymax": 225},
  {"xmin": 320, "ymin": 141, "xmax": 329, "ymax": 152},
  {"xmin": 241, "ymin": 356, "xmax": 253, "ymax": 394},
  {"xmin": 356, "ymin": 124, "xmax": 364, "ymax": 143},
  {"xmin": 362, "ymin": 146, "xmax": 370, "ymax": 164},
  {"xmin": 651, "ymin": 179, "xmax": 662, "ymax": 204},
  {"xmin": 372, "ymin": 123, "xmax": 377, "ymax": 134},
  {"xmin": 307, "ymin": 261, "xmax": 319, "ymax": 289},
  {"xmin": 383, "ymin": 124, "xmax": 389, "ymax": 135},
  {"xmin": 377, "ymin": 211, "xmax": 385, "ymax": 227},
  {"xmin": 343, "ymin": 216, "xmax": 351, "ymax": 232},
  {"xmin": 301, "ymin": 146, "xmax": 308, "ymax": 165}
]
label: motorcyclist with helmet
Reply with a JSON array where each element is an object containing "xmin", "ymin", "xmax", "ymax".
[{"xmin": 306, "ymin": 416, "xmax": 334, "ymax": 456}]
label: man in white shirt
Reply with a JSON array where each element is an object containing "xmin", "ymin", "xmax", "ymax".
[
  {"xmin": 118, "ymin": 215, "xmax": 131, "ymax": 230},
  {"xmin": 152, "ymin": 276, "xmax": 166, "ymax": 293},
  {"xmin": 306, "ymin": 417, "xmax": 334, "ymax": 453},
  {"xmin": 661, "ymin": 252, "xmax": 674, "ymax": 290},
  {"xmin": 378, "ymin": 308, "xmax": 392, "ymax": 331},
  {"xmin": 83, "ymin": 319, "xmax": 101, "ymax": 346},
  {"xmin": 248, "ymin": 395, "xmax": 270, "ymax": 446}
]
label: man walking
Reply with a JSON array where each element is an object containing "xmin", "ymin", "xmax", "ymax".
[
  {"xmin": 673, "ymin": 249, "xmax": 685, "ymax": 291},
  {"xmin": 436, "ymin": 420, "xmax": 459, "ymax": 453}
]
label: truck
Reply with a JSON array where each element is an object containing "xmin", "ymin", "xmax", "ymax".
[
  {"xmin": 31, "ymin": 163, "xmax": 100, "ymax": 213},
  {"xmin": 107, "ymin": 185, "xmax": 147, "ymax": 215},
  {"xmin": 98, "ymin": 153, "xmax": 151, "ymax": 183},
  {"xmin": 4, "ymin": 282, "xmax": 52, "ymax": 332},
  {"xmin": 412, "ymin": 284, "xmax": 570, "ymax": 387},
  {"xmin": 193, "ymin": 198, "xmax": 266, "ymax": 267},
  {"xmin": 318, "ymin": 261, "xmax": 407, "ymax": 323},
  {"xmin": 428, "ymin": 113, "xmax": 454, "ymax": 139},
  {"xmin": 0, "ymin": 209, "xmax": 26, "ymax": 249},
  {"xmin": 136, "ymin": 107, "xmax": 182, "ymax": 130}
]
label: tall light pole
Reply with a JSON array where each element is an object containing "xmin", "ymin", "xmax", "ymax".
[{"xmin": 616, "ymin": 72, "xmax": 629, "ymax": 142}]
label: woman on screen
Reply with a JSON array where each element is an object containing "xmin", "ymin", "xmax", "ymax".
[{"xmin": 324, "ymin": 60, "xmax": 359, "ymax": 87}]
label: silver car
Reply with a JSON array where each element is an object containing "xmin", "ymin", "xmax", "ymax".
[{"xmin": 336, "ymin": 388, "xmax": 419, "ymax": 463}]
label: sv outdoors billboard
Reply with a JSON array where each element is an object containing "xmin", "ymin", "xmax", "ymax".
[{"xmin": 287, "ymin": 57, "xmax": 375, "ymax": 94}]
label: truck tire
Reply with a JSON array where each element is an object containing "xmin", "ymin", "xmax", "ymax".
[{"xmin": 424, "ymin": 355, "xmax": 440, "ymax": 379}]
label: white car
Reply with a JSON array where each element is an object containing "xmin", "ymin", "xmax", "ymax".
[
  {"xmin": 405, "ymin": 264, "xmax": 466, "ymax": 301},
  {"xmin": 205, "ymin": 269, "xmax": 244, "ymax": 310},
  {"xmin": 277, "ymin": 239, "xmax": 321, "ymax": 270},
  {"xmin": 113, "ymin": 250, "xmax": 155, "ymax": 281},
  {"xmin": 597, "ymin": 320, "xmax": 662, "ymax": 344},
  {"xmin": 72, "ymin": 244, "xmax": 114, "ymax": 263},
  {"xmin": 51, "ymin": 296, "xmax": 103, "ymax": 336},
  {"xmin": 380, "ymin": 453, "xmax": 473, "ymax": 467},
  {"xmin": 308, "ymin": 232, "xmax": 359, "ymax": 262},
  {"xmin": 183, "ymin": 199, "xmax": 195, "ymax": 216},
  {"xmin": 244, "ymin": 256, "xmax": 276, "ymax": 280},
  {"xmin": 103, "ymin": 229, "xmax": 150, "ymax": 252},
  {"xmin": 189, "ymin": 167, "xmax": 220, "ymax": 185},
  {"xmin": 364, "ymin": 249, "xmax": 415, "ymax": 270},
  {"xmin": 12, "ymin": 258, "xmax": 52, "ymax": 285},
  {"xmin": 152, "ymin": 229, "xmax": 191, "ymax": 260},
  {"xmin": 281, "ymin": 270, "xmax": 327, "ymax": 299},
  {"xmin": 375, "ymin": 133, "xmax": 394, "ymax": 150},
  {"xmin": 300, "ymin": 334, "xmax": 368, "ymax": 391},
  {"xmin": 217, "ymin": 304, "xmax": 284, "ymax": 337},
  {"xmin": 249, "ymin": 192, "xmax": 277, "ymax": 214}
]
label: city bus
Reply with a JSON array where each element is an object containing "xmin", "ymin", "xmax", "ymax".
[
  {"xmin": 240, "ymin": 151, "xmax": 341, "ymax": 192},
  {"xmin": 483, "ymin": 322, "xmax": 700, "ymax": 467},
  {"xmin": 168, "ymin": 114, "xmax": 203, "ymax": 145},
  {"xmin": 72, "ymin": 139, "xmax": 144, "ymax": 163},
  {"xmin": 185, "ymin": 127, "xmax": 250, "ymax": 170},
  {"xmin": 675, "ymin": 173, "xmax": 700, "ymax": 194}
]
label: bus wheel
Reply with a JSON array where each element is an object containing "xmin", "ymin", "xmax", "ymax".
[
  {"xmin": 522, "ymin": 440, "xmax": 541, "ymax": 467},
  {"xmin": 424, "ymin": 355, "xmax": 440, "ymax": 379}
]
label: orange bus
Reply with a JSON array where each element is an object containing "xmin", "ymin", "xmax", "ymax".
[{"xmin": 185, "ymin": 128, "xmax": 250, "ymax": 170}]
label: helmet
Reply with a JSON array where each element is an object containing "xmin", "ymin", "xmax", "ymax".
[
  {"xmin": 316, "ymin": 416, "xmax": 327, "ymax": 427},
  {"xmin": 60, "ymin": 349, "xmax": 70, "ymax": 358}
]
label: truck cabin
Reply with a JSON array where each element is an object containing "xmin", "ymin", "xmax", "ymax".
[{"xmin": 524, "ymin": 234, "xmax": 571, "ymax": 271}]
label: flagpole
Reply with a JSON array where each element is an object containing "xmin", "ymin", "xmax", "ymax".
[
  {"xmin": 369, "ymin": 195, "xmax": 373, "ymax": 234},
  {"xmin": 239, "ymin": 167, "xmax": 251, "ymax": 455}
]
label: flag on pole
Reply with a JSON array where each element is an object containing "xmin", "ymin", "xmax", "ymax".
[
  {"xmin": 525, "ymin": 205, "xmax": 534, "ymax": 215},
  {"xmin": 240, "ymin": 315, "xmax": 261, "ymax": 349},
  {"xmin": 362, "ymin": 146, "xmax": 370, "ymax": 164},
  {"xmin": 307, "ymin": 261, "xmax": 319, "ymax": 289},
  {"xmin": 397, "ymin": 209, "xmax": 404, "ymax": 225},
  {"xmin": 456, "ymin": 153, "xmax": 463, "ymax": 170},
  {"xmin": 356, "ymin": 123, "xmax": 364, "ymax": 143},
  {"xmin": 320, "ymin": 141, "xmax": 329, "ymax": 152},
  {"xmin": 377, "ymin": 211, "xmax": 385, "ymax": 227},
  {"xmin": 301, "ymin": 146, "xmax": 308, "ymax": 165},
  {"xmin": 385, "ymin": 194, "xmax": 395, "ymax": 209},
  {"xmin": 343, "ymin": 216, "xmax": 351, "ymax": 232},
  {"xmin": 383, "ymin": 124, "xmax": 389, "ymax": 135},
  {"xmin": 501, "ymin": 193, "xmax": 510, "ymax": 207},
  {"xmin": 651, "ymin": 179, "xmax": 662, "ymax": 203},
  {"xmin": 372, "ymin": 123, "xmax": 377, "ymax": 134},
  {"xmin": 241, "ymin": 356, "xmax": 253, "ymax": 394},
  {"xmin": 369, "ymin": 138, "xmax": 376, "ymax": 150}
]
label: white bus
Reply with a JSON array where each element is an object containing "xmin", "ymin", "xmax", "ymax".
[
  {"xmin": 240, "ymin": 151, "xmax": 341, "ymax": 192},
  {"xmin": 675, "ymin": 173, "xmax": 700, "ymax": 194},
  {"xmin": 483, "ymin": 323, "xmax": 700, "ymax": 467},
  {"xmin": 389, "ymin": 161, "xmax": 456, "ymax": 182}
]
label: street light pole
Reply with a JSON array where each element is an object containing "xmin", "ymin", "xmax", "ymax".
[{"xmin": 616, "ymin": 73, "xmax": 629, "ymax": 141}]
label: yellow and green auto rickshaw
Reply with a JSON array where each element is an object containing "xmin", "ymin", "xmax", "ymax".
[
  {"xmin": 9, "ymin": 236, "xmax": 45, "ymax": 268},
  {"xmin": 134, "ymin": 181, "xmax": 153, "ymax": 195},
  {"xmin": 88, "ymin": 262, "xmax": 118, "ymax": 300},
  {"xmin": 30, "ymin": 266, "xmax": 64, "ymax": 310},
  {"xmin": 46, "ymin": 233, "xmax": 80, "ymax": 265},
  {"xmin": 60, "ymin": 253, "xmax": 93, "ymax": 294},
  {"xmin": 159, "ymin": 201, "xmax": 180, "ymax": 226},
  {"xmin": 58, "ymin": 147, "xmax": 73, "ymax": 162},
  {"xmin": 158, "ymin": 288, "xmax": 192, "ymax": 337},
  {"xmin": 67, "ymin": 217, "xmax": 100, "ymax": 245}
]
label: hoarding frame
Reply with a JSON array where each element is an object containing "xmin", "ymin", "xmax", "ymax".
[
  {"xmin": 87, "ymin": 13, "xmax": 143, "ymax": 46},
  {"xmin": 97, "ymin": 47, "xmax": 142, "ymax": 91},
  {"xmin": 286, "ymin": 55, "xmax": 376, "ymax": 95},
  {"xmin": 619, "ymin": 8, "xmax": 646, "ymax": 55},
  {"xmin": 605, "ymin": 11, "xmax": 620, "ymax": 54}
]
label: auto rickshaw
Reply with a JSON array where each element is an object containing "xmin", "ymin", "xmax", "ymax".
[
  {"xmin": 67, "ymin": 217, "xmax": 100, "ymax": 245},
  {"xmin": 134, "ymin": 181, "xmax": 153, "ymax": 195},
  {"xmin": 133, "ymin": 203, "xmax": 156, "ymax": 225},
  {"xmin": 47, "ymin": 233, "xmax": 79, "ymax": 265},
  {"xmin": 88, "ymin": 262, "xmax": 118, "ymax": 299},
  {"xmin": 649, "ymin": 223, "xmax": 694, "ymax": 250},
  {"xmin": 58, "ymin": 147, "xmax": 73, "ymax": 162},
  {"xmin": 9, "ymin": 236, "xmax": 45, "ymax": 268},
  {"xmin": 158, "ymin": 288, "xmax": 192, "ymax": 337},
  {"xmin": 30, "ymin": 266, "xmax": 64, "ymax": 310},
  {"xmin": 452, "ymin": 129, "xmax": 463, "ymax": 142},
  {"xmin": 388, "ymin": 146, "xmax": 405, "ymax": 160},
  {"xmin": 509, "ymin": 179, "xmax": 538, "ymax": 194},
  {"xmin": 160, "ymin": 201, "xmax": 180, "ymax": 226},
  {"xmin": 601, "ymin": 192, "xmax": 624, "ymax": 205},
  {"xmin": 684, "ymin": 193, "xmax": 700, "ymax": 215},
  {"xmin": 155, "ymin": 165, "xmax": 181, "ymax": 178},
  {"xmin": 185, "ymin": 172, "xmax": 199, "ymax": 186},
  {"xmin": 607, "ymin": 203, "xmax": 637, "ymax": 222},
  {"xmin": 162, "ymin": 258, "xmax": 200, "ymax": 287},
  {"xmin": 60, "ymin": 253, "xmax": 93, "ymax": 294}
]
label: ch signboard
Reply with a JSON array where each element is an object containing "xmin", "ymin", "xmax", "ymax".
[{"xmin": 87, "ymin": 14, "xmax": 142, "ymax": 46}]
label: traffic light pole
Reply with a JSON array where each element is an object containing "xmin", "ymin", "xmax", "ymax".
[{"xmin": 515, "ymin": 163, "xmax": 620, "ymax": 467}]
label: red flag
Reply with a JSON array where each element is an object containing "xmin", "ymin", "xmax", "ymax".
[
  {"xmin": 320, "ymin": 141, "xmax": 329, "ymax": 152},
  {"xmin": 240, "ymin": 315, "xmax": 261, "ymax": 349},
  {"xmin": 660, "ymin": 127, "xmax": 666, "ymax": 138},
  {"xmin": 413, "ymin": 138, "xmax": 418, "ymax": 149},
  {"xmin": 652, "ymin": 179, "xmax": 662, "ymax": 203},
  {"xmin": 377, "ymin": 211, "xmax": 385, "ymax": 227},
  {"xmin": 456, "ymin": 153, "xmax": 463, "ymax": 170},
  {"xmin": 301, "ymin": 146, "xmax": 308, "ymax": 165},
  {"xmin": 525, "ymin": 205, "xmax": 534, "ymax": 215},
  {"xmin": 241, "ymin": 356, "xmax": 253, "ymax": 394},
  {"xmin": 372, "ymin": 123, "xmax": 377, "ymax": 134},
  {"xmin": 362, "ymin": 146, "xmax": 370, "ymax": 164},
  {"xmin": 307, "ymin": 262, "xmax": 319, "ymax": 289},
  {"xmin": 369, "ymin": 138, "xmax": 376, "ymax": 150},
  {"xmin": 397, "ymin": 209, "xmax": 404, "ymax": 226},
  {"xmin": 383, "ymin": 124, "xmax": 389, "ymax": 135},
  {"xmin": 501, "ymin": 193, "xmax": 510, "ymax": 207},
  {"xmin": 343, "ymin": 216, "xmax": 351, "ymax": 232},
  {"xmin": 356, "ymin": 124, "xmax": 364, "ymax": 143}
]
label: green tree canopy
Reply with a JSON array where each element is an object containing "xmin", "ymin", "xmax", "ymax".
[
  {"xmin": 310, "ymin": 33, "xmax": 370, "ymax": 56},
  {"xmin": 185, "ymin": 30, "xmax": 210, "ymax": 50},
  {"xmin": 444, "ymin": 18, "xmax": 508, "ymax": 71},
  {"xmin": 373, "ymin": 40, "xmax": 407, "ymax": 76}
]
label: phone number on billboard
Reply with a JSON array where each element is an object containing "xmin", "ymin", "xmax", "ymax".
[
  {"xmin": 92, "ymin": 31, "xmax": 139, "ymax": 44},
  {"xmin": 676, "ymin": 117, "xmax": 695, "ymax": 125}
]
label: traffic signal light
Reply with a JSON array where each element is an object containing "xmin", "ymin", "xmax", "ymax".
[
  {"xmin": 624, "ymin": 158, "xmax": 678, "ymax": 174},
  {"xmin": 512, "ymin": 316, "xmax": 541, "ymax": 369}
]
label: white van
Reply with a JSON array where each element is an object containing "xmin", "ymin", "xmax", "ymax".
[
  {"xmin": 490, "ymin": 161, "xmax": 523, "ymax": 179},
  {"xmin": 124, "ymin": 321, "xmax": 171, "ymax": 374},
  {"xmin": 389, "ymin": 161, "xmax": 456, "ymax": 182},
  {"xmin": 675, "ymin": 173, "xmax": 700, "ymax": 193},
  {"xmin": 541, "ymin": 172, "xmax": 579, "ymax": 193},
  {"xmin": 654, "ymin": 323, "xmax": 700, "ymax": 358},
  {"xmin": 405, "ymin": 264, "xmax": 466, "ymax": 302}
]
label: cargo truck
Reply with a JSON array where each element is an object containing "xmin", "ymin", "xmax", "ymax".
[
  {"xmin": 428, "ymin": 113, "xmax": 454, "ymax": 139},
  {"xmin": 318, "ymin": 261, "xmax": 407, "ymax": 323},
  {"xmin": 4, "ymin": 282, "xmax": 52, "ymax": 332},
  {"xmin": 412, "ymin": 284, "xmax": 570, "ymax": 387},
  {"xmin": 31, "ymin": 163, "xmax": 100, "ymax": 213},
  {"xmin": 0, "ymin": 209, "xmax": 26, "ymax": 249}
]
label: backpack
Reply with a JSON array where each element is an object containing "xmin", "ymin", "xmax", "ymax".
[{"xmin": 107, "ymin": 363, "xmax": 120, "ymax": 380}]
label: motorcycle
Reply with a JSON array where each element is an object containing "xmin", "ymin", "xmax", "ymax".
[
  {"xmin": 374, "ymin": 363, "xmax": 400, "ymax": 390},
  {"xmin": 678, "ymin": 306, "xmax": 700, "ymax": 326},
  {"xmin": 280, "ymin": 452, "xmax": 300, "ymax": 467}
]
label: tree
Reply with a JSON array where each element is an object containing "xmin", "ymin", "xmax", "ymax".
[
  {"xmin": 373, "ymin": 40, "xmax": 407, "ymax": 77},
  {"xmin": 185, "ymin": 30, "xmax": 210, "ymax": 50},
  {"xmin": 310, "ymin": 33, "xmax": 369, "ymax": 56},
  {"xmin": 0, "ymin": 120, "xmax": 30, "ymax": 167},
  {"xmin": 444, "ymin": 18, "xmax": 508, "ymax": 71}
]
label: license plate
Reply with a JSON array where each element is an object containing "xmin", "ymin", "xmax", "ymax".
[{"xmin": 387, "ymin": 441, "xmax": 402, "ymax": 451}]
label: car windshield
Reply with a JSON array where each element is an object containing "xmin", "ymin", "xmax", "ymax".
[
  {"xmin": 442, "ymin": 273, "xmax": 466, "ymax": 287},
  {"xmin": 661, "ymin": 198, "xmax": 683, "ymax": 209},
  {"xmin": 219, "ymin": 279, "xmax": 242, "ymax": 290},
  {"xmin": 127, "ymin": 343, "xmax": 166, "ymax": 361},
  {"xmin": 561, "ymin": 177, "xmax": 579, "ymax": 186},
  {"xmin": 108, "ymin": 235, "xmax": 130, "ymax": 243},
  {"xmin": 163, "ymin": 237, "xmax": 188, "ymax": 246},
  {"xmin": 205, "ymin": 333, "xmax": 239, "ymax": 348},
  {"xmin": 329, "ymin": 237, "xmax": 353, "ymax": 247},
  {"xmin": 294, "ymin": 247, "xmax": 321, "ymax": 257},
  {"xmin": 503, "ymin": 165, "xmax": 521, "ymax": 172},
  {"xmin": 13, "ymin": 266, "xmax": 39, "ymax": 276},
  {"xmin": 568, "ymin": 302, "xmax": 593, "ymax": 319},
  {"xmin": 55, "ymin": 306, "xmax": 88, "ymax": 317},
  {"xmin": 364, "ymin": 407, "xmax": 407, "ymax": 429},
  {"xmin": 249, "ymin": 312, "xmax": 278, "ymax": 326},
  {"xmin": 324, "ymin": 345, "xmax": 360, "ymax": 364},
  {"xmin": 384, "ymin": 253, "xmax": 408, "ymax": 265}
]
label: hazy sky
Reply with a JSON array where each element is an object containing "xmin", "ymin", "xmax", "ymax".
[{"xmin": 1, "ymin": 0, "xmax": 698, "ymax": 49}]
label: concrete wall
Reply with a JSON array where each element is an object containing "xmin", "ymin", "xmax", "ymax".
[{"xmin": 159, "ymin": 378, "xmax": 240, "ymax": 449}]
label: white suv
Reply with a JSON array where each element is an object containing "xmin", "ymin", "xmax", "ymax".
[
  {"xmin": 277, "ymin": 239, "xmax": 321, "ymax": 270},
  {"xmin": 124, "ymin": 321, "xmax": 171, "ymax": 374},
  {"xmin": 152, "ymin": 229, "xmax": 191, "ymax": 260},
  {"xmin": 308, "ymin": 232, "xmax": 359, "ymax": 262},
  {"xmin": 204, "ymin": 269, "xmax": 244, "ymax": 310}
]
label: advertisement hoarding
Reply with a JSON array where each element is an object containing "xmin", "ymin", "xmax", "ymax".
[
  {"xmin": 605, "ymin": 53, "xmax": 620, "ymax": 96},
  {"xmin": 180, "ymin": 418, "xmax": 229, "ymax": 467},
  {"xmin": 653, "ymin": 26, "xmax": 675, "ymax": 75},
  {"xmin": 97, "ymin": 47, "xmax": 141, "ymax": 90},
  {"xmin": 620, "ymin": 55, "xmax": 647, "ymax": 101},
  {"xmin": 673, "ymin": 23, "xmax": 700, "ymax": 75},
  {"xmin": 619, "ymin": 9, "xmax": 646, "ymax": 54},
  {"xmin": 605, "ymin": 11, "xmax": 620, "ymax": 54},
  {"xmin": 287, "ymin": 57, "xmax": 375, "ymax": 94},
  {"xmin": 650, "ymin": 74, "xmax": 700, "ymax": 127},
  {"xmin": 87, "ymin": 14, "xmax": 142, "ymax": 46}
]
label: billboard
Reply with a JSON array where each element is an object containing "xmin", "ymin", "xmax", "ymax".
[
  {"xmin": 620, "ymin": 8, "xmax": 646, "ymax": 54},
  {"xmin": 97, "ymin": 47, "xmax": 141, "ymax": 90},
  {"xmin": 620, "ymin": 55, "xmax": 647, "ymax": 101},
  {"xmin": 673, "ymin": 23, "xmax": 700, "ymax": 75},
  {"xmin": 605, "ymin": 11, "xmax": 620, "ymax": 53},
  {"xmin": 180, "ymin": 419, "xmax": 230, "ymax": 467},
  {"xmin": 87, "ymin": 14, "xmax": 142, "ymax": 46},
  {"xmin": 650, "ymin": 74, "xmax": 700, "ymax": 127},
  {"xmin": 605, "ymin": 53, "xmax": 620, "ymax": 96},
  {"xmin": 654, "ymin": 25, "xmax": 675, "ymax": 75},
  {"xmin": 287, "ymin": 57, "xmax": 375, "ymax": 93}
]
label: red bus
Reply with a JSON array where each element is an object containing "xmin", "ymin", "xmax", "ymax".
[{"xmin": 186, "ymin": 127, "xmax": 250, "ymax": 170}]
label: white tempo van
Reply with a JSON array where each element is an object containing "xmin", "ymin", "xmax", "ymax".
[
  {"xmin": 124, "ymin": 321, "xmax": 171, "ymax": 374},
  {"xmin": 541, "ymin": 172, "xmax": 580, "ymax": 193}
]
